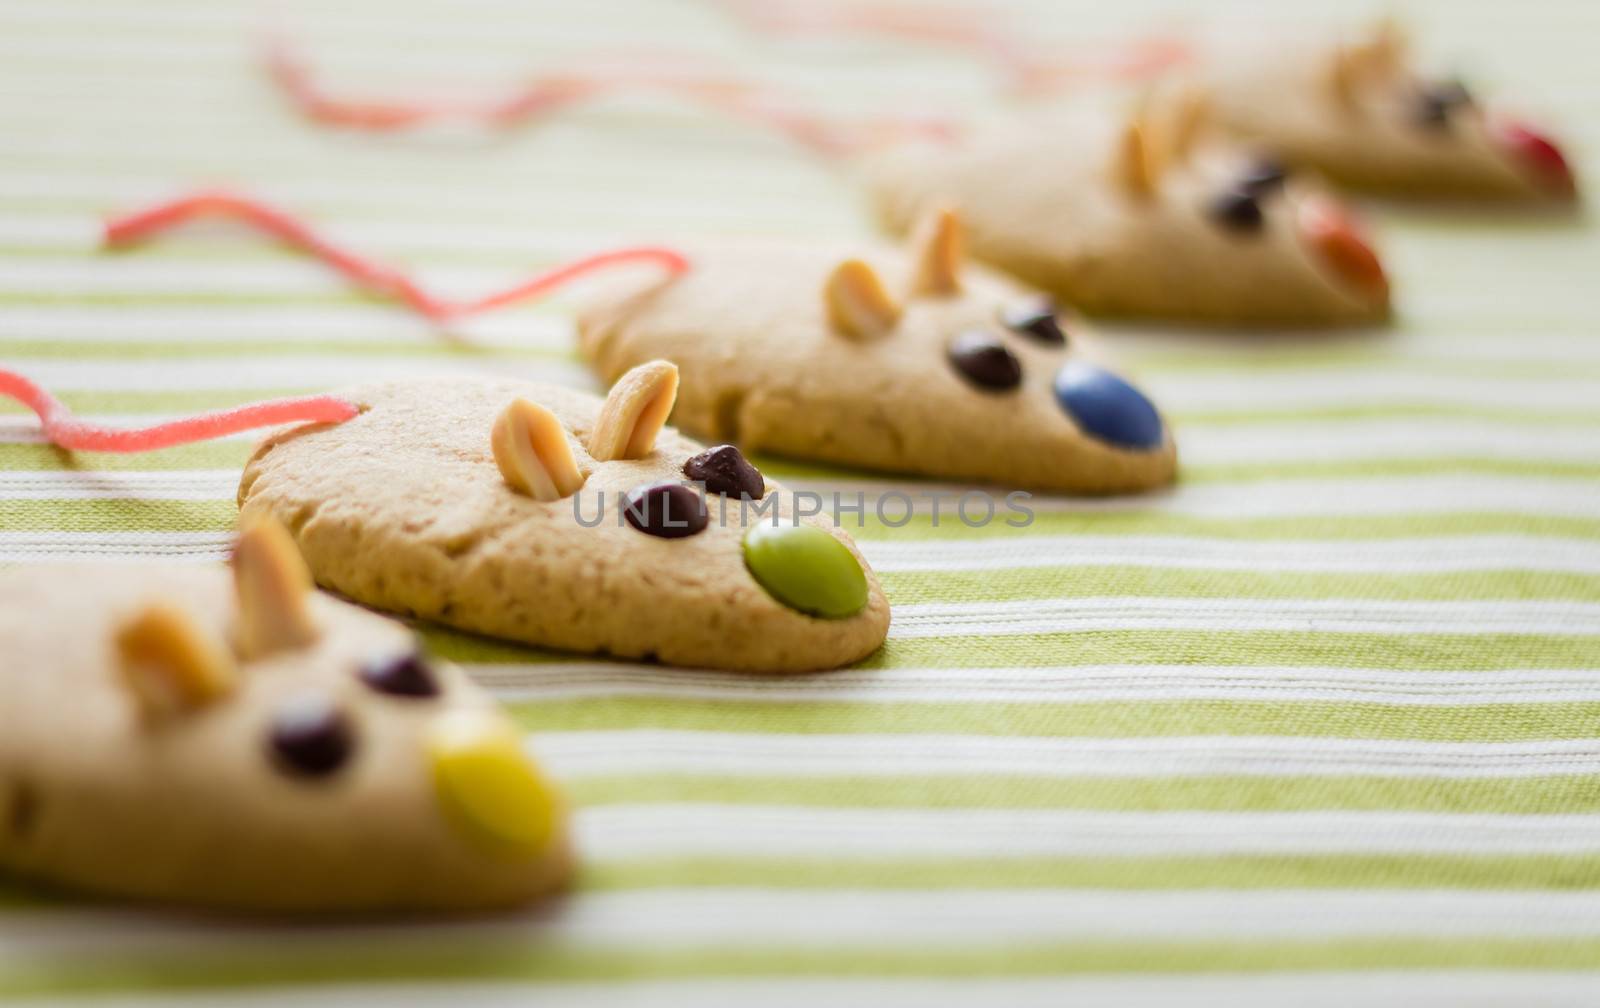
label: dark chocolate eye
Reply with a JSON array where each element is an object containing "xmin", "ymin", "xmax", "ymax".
[
  {"xmin": 999, "ymin": 298, "xmax": 1067, "ymax": 346},
  {"xmin": 1207, "ymin": 188, "xmax": 1264, "ymax": 233},
  {"xmin": 947, "ymin": 331, "xmax": 1023, "ymax": 391},
  {"xmin": 1238, "ymin": 157, "xmax": 1288, "ymax": 194},
  {"xmin": 684, "ymin": 444, "xmax": 765, "ymax": 500},
  {"xmin": 623, "ymin": 482, "xmax": 710, "ymax": 539},
  {"xmin": 359, "ymin": 648, "xmax": 439, "ymax": 698},
  {"xmin": 268, "ymin": 692, "xmax": 353, "ymax": 778},
  {"xmin": 1414, "ymin": 79, "xmax": 1473, "ymax": 131}
]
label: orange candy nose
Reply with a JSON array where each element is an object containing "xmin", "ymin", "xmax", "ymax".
[
  {"xmin": 1299, "ymin": 198, "xmax": 1389, "ymax": 305},
  {"xmin": 1493, "ymin": 118, "xmax": 1577, "ymax": 199}
]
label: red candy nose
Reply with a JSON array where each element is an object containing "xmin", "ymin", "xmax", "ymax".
[
  {"xmin": 1493, "ymin": 118, "xmax": 1577, "ymax": 198},
  {"xmin": 1298, "ymin": 198, "xmax": 1389, "ymax": 305}
]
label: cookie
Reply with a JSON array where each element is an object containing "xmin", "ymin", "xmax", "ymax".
[
  {"xmin": 0, "ymin": 519, "xmax": 572, "ymax": 912},
  {"xmin": 237, "ymin": 364, "xmax": 890, "ymax": 673},
  {"xmin": 578, "ymin": 210, "xmax": 1176, "ymax": 493},
  {"xmin": 863, "ymin": 93, "xmax": 1391, "ymax": 326},
  {"xmin": 1188, "ymin": 22, "xmax": 1578, "ymax": 202}
]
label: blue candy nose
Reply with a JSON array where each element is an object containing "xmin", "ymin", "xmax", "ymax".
[{"xmin": 1052, "ymin": 361, "xmax": 1165, "ymax": 450}]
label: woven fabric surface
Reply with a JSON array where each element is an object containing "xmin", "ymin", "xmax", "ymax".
[{"xmin": 1, "ymin": 0, "xmax": 1598, "ymax": 1004}]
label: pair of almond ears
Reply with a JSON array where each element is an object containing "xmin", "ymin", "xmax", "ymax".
[{"xmin": 115, "ymin": 518, "xmax": 322, "ymax": 719}]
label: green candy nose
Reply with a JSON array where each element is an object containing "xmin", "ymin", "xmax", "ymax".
[{"xmin": 743, "ymin": 522, "xmax": 869, "ymax": 619}]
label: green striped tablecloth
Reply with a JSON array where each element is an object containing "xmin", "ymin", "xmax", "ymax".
[{"xmin": 3, "ymin": 0, "xmax": 1599, "ymax": 1003}]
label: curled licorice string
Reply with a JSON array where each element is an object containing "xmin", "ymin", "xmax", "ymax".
[
  {"xmin": 0, "ymin": 368, "xmax": 358, "ymax": 453},
  {"xmin": 263, "ymin": 36, "xmax": 955, "ymax": 155},
  {"xmin": 710, "ymin": 0, "xmax": 1192, "ymax": 95},
  {"xmin": 103, "ymin": 191, "xmax": 693, "ymax": 323}
]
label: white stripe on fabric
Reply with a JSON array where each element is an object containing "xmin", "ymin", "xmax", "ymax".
[
  {"xmin": 8, "ymin": 889, "xmax": 1600, "ymax": 961},
  {"xmin": 887, "ymin": 597, "xmax": 1600, "ymax": 637},
  {"xmin": 480, "ymin": 662, "xmax": 1600, "ymax": 705},
  {"xmin": 530, "ymin": 730, "xmax": 1600, "ymax": 780}
]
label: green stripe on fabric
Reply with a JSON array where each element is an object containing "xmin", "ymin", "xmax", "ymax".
[
  {"xmin": 435, "ymin": 627, "xmax": 1600, "ymax": 674},
  {"xmin": 879, "ymin": 568, "xmax": 1600, "ymax": 604},
  {"xmin": 565, "ymin": 774, "xmax": 1600, "ymax": 815},
  {"xmin": 8, "ymin": 938, "xmax": 1600, "ymax": 996},
  {"xmin": 1172, "ymin": 403, "xmax": 1600, "ymax": 425},
  {"xmin": 0, "ymin": 499, "xmax": 236, "ymax": 532},
  {"xmin": 510, "ymin": 694, "xmax": 1600, "ymax": 740},
  {"xmin": 861, "ymin": 633, "xmax": 1600, "ymax": 673},
  {"xmin": 0, "ymin": 444, "xmax": 255, "ymax": 472},
  {"xmin": 1182, "ymin": 459, "xmax": 1600, "ymax": 483},
  {"xmin": 843, "ymin": 514, "xmax": 1600, "ymax": 543},
  {"xmin": 583, "ymin": 854, "xmax": 1600, "ymax": 892}
]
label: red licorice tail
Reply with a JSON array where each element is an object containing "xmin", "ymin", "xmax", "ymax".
[
  {"xmin": 103, "ymin": 192, "xmax": 691, "ymax": 322},
  {"xmin": 262, "ymin": 36, "xmax": 952, "ymax": 156},
  {"xmin": 0, "ymin": 368, "xmax": 358, "ymax": 453},
  {"xmin": 715, "ymin": 0, "xmax": 1191, "ymax": 94},
  {"xmin": 264, "ymin": 37, "xmax": 608, "ymax": 131}
]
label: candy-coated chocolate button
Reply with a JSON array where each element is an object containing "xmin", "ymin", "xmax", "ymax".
[
  {"xmin": 743, "ymin": 523, "xmax": 868, "ymax": 619},
  {"xmin": 427, "ymin": 710, "xmax": 557, "ymax": 859},
  {"xmin": 947, "ymin": 331, "xmax": 1023, "ymax": 391},
  {"xmin": 1053, "ymin": 361, "xmax": 1165, "ymax": 450},
  {"xmin": 1493, "ymin": 118, "xmax": 1577, "ymax": 198},
  {"xmin": 268, "ymin": 692, "xmax": 353, "ymax": 778},
  {"xmin": 999, "ymin": 298, "xmax": 1066, "ymax": 345},
  {"xmin": 359, "ymin": 648, "xmax": 439, "ymax": 698},
  {"xmin": 684, "ymin": 444, "xmax": 765, "ymax": 499},
  {"xmin": 1208, "ymin": 188, "xmax": 1264, "ymax": 232},
  {"xmin": 622, "ymin": 482, "xmax": 709, "ymax": 538}
]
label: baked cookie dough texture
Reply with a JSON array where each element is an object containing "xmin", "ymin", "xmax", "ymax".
[
  {"xmin": 579, "ymin": 210, "xmax": 1177, "ymax": 494},
  {"xmin": 0, "ymin": 521, "xmax": 571, "ymax": 912},
  {"xmin": 864, "ymin": 93, "xmax": 1392, "ymax": 326},
  {"xmin": 1188, "ymin": 21, "xmax": 1579, "ymax": 202},
  {"xmin": 238, "ymin": 367, "xmax": 890, "ymax": 673}
]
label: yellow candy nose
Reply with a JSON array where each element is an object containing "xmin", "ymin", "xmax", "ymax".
[{"xmin": 427, "ymin": 710, "xmax": 558, "ymax": 859}]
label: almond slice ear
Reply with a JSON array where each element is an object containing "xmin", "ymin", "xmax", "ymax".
[
  {"xmin": 1366, "ymin": 17, "xmax": 1407, "ymax": 72},
  {"xmin": 117, "ymin": 603, "xmax": 237, "ymax": 718},
  {"xmin": 909, "ymin": 207, "xmax": 963, "ymax": 297},
  {"xmin": 589, "ymin": 360, "xmax": 679, "ymax": 461},
  {"xmin": 232, "ymin": 515, "xmax": 318, "ymax": 660},
  {"xmin": 825, "ymin": 259, "xmax": 901, "ymax": 340},
  {"xmin": 1170, "ymin": 88, "xmax": 1210, "ymax": 161},
  {"xmin": 492, "ymin": 398, "xmax": 587, "ymax": 500},
  {"xmin": 1329, "ymin": 46, "xmax": 1363, "ymax": 111},
  {"xmin": 1117, "ymin": 118, "xmax": 1160, "ymax": 198}
]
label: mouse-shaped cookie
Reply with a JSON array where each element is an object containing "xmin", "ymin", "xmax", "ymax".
[
  {"xmin": 237, "ymin": 363, "xmax": 890, "ymax": 672},
  {"xmin": 1173, "ymin": 22, "xmax": 1577, "ymax": 204},
  {"xmin": 864, "ymin": 93, "xmax": 1391, "ymax": 326},
  {"xmin": 0, "ymin": 519, "xmax": 572, "ymax": 912},
  {"xmin": 578, "ymin": 209, "xmax": 1176, "ymax": 494}
]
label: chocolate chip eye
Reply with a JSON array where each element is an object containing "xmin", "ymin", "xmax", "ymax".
[
  {"xmin": 268, "ymin": 692, "xmax": 353, "ymax": 778},
  {"xmin": 359, "ymin": 648, "xmax": 439, "ymax": 698},
  {"xmin": 684, "ymin": 444, "xmax": 765, "ymax": 500},
  {"xmin": 1238, "ymin": 157, "xmax": 1288, "ymax": 194},
  {"xmin": 947, "ymin": 331, "xmax": 1023, "ymax": 391},
  {"xmin": 1414, "ymin": 79, "xmax": 1473, "ymax": 131},
  {"xmin": 622, "ymin": 482, "xmax": 710, "ymax": 539},
  {"xmin": 999, "ymin": 298, "xmax": 1067, "ymax": 346},
  {"xmin": 1207, "ymin": 188, "xmax": 1264, "ymax": 233}
]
